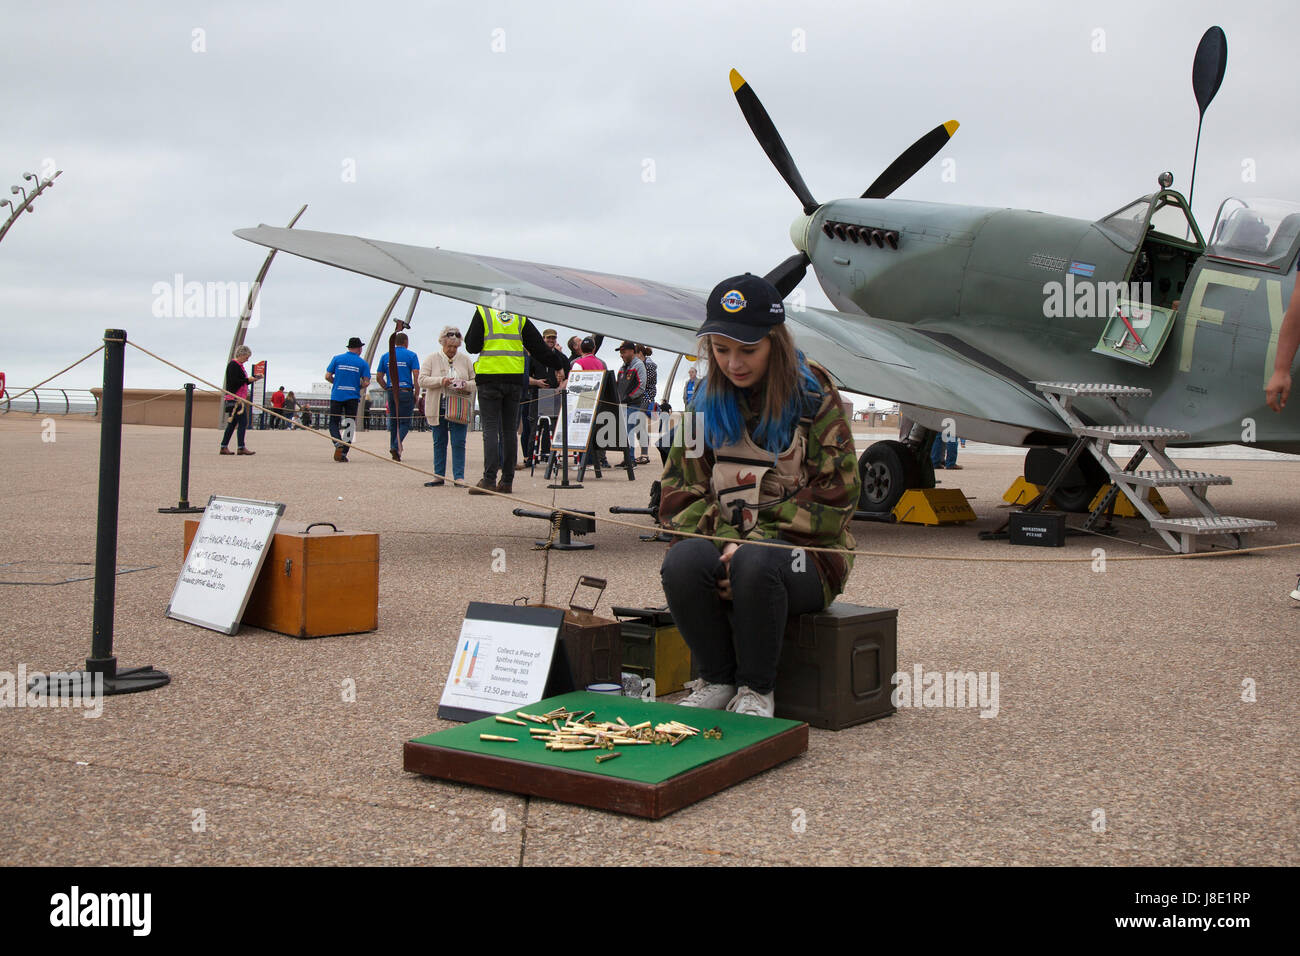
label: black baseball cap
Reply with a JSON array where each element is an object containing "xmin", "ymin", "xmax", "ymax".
[
  {"xmin": 698, "ymin": 273, "xmax": 784, "ymax": 344},
  {"xmin": 347, "ymin": 336, "xmax": 364, "ymax": 348}
]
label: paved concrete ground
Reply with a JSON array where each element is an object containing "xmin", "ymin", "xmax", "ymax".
[{"xmin": 0, "ymin": 414, "xmax": 1296, "ymax": 866}]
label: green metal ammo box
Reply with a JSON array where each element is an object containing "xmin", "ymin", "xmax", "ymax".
[{"xmin": 773, "ymin": 603, "xmax": 897, "ymax": 730}]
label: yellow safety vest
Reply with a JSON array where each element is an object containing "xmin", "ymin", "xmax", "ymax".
[{"xmin": 473, "ymin": 306, "xmax": 528, "ymax": 375}]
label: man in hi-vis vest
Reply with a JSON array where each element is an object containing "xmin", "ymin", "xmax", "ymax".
[{"xmin": 464, "ymin": 305, "xmax": 566, "ymax": 494}]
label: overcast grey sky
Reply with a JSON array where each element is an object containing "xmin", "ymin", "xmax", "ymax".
[{"xmin": 3, "ymin": 0, "xmax": 1298, "ymax": 408}]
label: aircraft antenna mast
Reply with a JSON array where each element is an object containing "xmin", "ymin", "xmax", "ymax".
[{"xmin": 1188, "ymin": 26, "xmax": 1227, "ymax": 215}]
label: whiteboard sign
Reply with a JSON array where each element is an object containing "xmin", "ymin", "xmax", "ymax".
[
  {"xmin": 168, "ymin": 496, "xmax": 284, "ymax": 634},
  {"xmin": 437, "ymin": 602, "xmax": 564, "ymax": 723}
]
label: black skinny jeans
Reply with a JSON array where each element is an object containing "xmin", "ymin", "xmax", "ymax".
[{"xmin": 660, "ymin": 538, "xmax": 825, "ymax": 693}]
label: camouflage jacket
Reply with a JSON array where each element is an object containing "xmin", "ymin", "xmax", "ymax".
[{"xmin": 658, "ymin": 361, "xmax": 860, "ymax": 606}]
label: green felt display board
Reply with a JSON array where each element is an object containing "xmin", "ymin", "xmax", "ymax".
[{"xmin": 409, "ymin": 691, "xmax": 802, "ymax": 784}]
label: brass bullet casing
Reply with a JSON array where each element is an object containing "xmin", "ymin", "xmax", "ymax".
[
  {"xmin": 479, "ymin": 734, "xmax": 518, "ymax": 742},
  {"xmin": 595, "ymin": 752, "xmax": 622, "ymax": 764},
  {"xmin": 495, "ymin": 716, "xmax": 528, "ymax": 726}
]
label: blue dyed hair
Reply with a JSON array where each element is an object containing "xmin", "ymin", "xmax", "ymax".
[{"xmin": 691, "ymin": 337, "xmax": 821, "ymax": 455}]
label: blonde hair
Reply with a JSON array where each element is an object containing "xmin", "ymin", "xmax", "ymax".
[{"xmin": 439, "ymin": 325, "xmax": 462, "ymax": 343}]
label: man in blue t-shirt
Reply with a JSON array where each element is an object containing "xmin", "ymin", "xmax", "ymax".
[
  {"xmin": 325, "ymin": 336, "xmax": 372, "ymax": 462},
  {"xmin": 375, "ymin": 332, "xmax": 421, "ymax": 461}
]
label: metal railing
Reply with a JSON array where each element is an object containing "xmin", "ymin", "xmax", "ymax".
[{"xmin": 1, "ymin": 387, "xmax": 99, "ymax": 416}]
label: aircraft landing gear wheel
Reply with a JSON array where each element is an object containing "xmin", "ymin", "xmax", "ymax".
[
  {"xmin": 1024, "ymin": 448, "xmax": 1106, "ymax": 513},
  {"xmin": 859, "ymin": 440, "xmax": 920, "ymax": 513}
]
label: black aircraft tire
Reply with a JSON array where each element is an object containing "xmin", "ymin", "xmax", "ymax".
[
  {"xmin": 1024, "ymin": 448, "xmax": 1106, "ymax": 513},
  {"xmin": 858, "ymin": 441, "xmax": 920, "ymax": 513}
]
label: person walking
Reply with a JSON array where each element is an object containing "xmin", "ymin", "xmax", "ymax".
[
  {"xmin": 463, "ymin": 305, "xmax": 564, "ymax": 494},
  {"xmin": 324, "ymin": 336, "xmax": 372, "ymax": 462},
  {"xmin": 375, "ymin": 331, "xmax": 420, "ymax": 461},
  {"xmin": 420, "ymin": 325, "xmax": 476, "ymax": 486},
  {"xmin": 219, "ymin": 345, "xmax": 260, "ymax": 455}
]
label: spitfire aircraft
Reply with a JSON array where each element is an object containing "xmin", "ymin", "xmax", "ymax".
[{"xmin": 236, "ymin": 28, "xmax": 1298, "ymax": 520}]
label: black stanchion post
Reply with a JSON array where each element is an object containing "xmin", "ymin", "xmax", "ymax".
[
  {"xmin": 548, "ymin": 383, "xmax": 581, "ymax": 490},
  {"xmin": 159, "ymin": 382, "xmax": 204, "ymax": 514},
  {"xmin": 32, "ymin": 329, "xmax": 171, "ymax": 700}
]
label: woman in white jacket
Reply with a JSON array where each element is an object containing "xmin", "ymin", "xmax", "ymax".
[{"xmin": 420, "ymin": 325, "xmax": 476, "ymax": 486}]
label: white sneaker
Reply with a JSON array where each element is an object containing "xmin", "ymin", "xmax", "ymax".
[
  {"xmin": 726, "ymin": 686, "xmax": 775, "ymax": 718},
  {"xmin": 678, "ymin": 678, "xmax": 736, "ymax": 709}
]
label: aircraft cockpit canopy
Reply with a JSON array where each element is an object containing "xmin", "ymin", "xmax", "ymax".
[
  {"xmin": 1096, "ymin": 191, "xmax": 1203, "ymax": 250},
  {"xmin": 1208, "ymin": 198, "xmax": 1300, "ymax": 272}
]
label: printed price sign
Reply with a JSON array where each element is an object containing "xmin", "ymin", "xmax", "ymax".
[{"xmin": 437, "ymin": 602, "xmax": 564, "ymax": 722}]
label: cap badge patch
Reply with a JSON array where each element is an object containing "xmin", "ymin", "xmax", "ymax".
[{"xmin": 720, "ymin": 290, "xmax": 747, "ymax": 313}]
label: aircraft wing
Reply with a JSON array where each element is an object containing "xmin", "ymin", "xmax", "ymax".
[{"xmin": 235, "ymin": 225, "xmax": 1063, "ymax": 433}]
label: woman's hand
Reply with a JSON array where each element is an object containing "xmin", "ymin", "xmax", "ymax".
[
  {"xmin": 717, "ymin": 542, "xmax": 740, "ymax": 599},
  {"xmin": 1266, "ymin": 369, "xmax": 1291, "ymax": 412}
]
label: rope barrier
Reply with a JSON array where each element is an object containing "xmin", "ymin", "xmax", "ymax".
[
  {"xmin": 3, "ymin": 346, "xmax": 104, "ymax": 403},
  {"xmin": 123, "ymin": 338, "xmax": 1300, "ymax": 565}
]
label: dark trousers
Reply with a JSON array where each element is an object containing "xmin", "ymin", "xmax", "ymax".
[
  {"xmin": 477, "ymin": 381, "xmax": 522, "ymax": 481},
  {"xmin": 660, "ymin": 538, "xmax": 825, "ymax": 693},
  {"xmin": 221, "ymin": 400, "xmax": 250, "ymax": 448},
  {"xmin": 521, "ymin": 398, "xmax": 538, "ymax": 460},
  {"xmin": 387, "ymin": 390, "xmax": 415, "ymax": 452},
  {"xmin": 328, "ymin": 398, "xmax": 359, "ymax": 450}
]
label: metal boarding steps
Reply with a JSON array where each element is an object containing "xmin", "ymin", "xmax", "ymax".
[{"xmin": 1031, "ymin": 382, "xmax": 1275, "ymax": 553}]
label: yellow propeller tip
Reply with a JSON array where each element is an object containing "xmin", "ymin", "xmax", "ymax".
[
  {"xmin": 729, "ymin": 69, "xmax": 746, "ymax": 93},
  {"xmin": 944, "ymin": 119, "xmax": 960, "ymax": 136}
]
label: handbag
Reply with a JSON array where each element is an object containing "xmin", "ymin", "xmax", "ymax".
[{"xmin": 445, "ymin": 390, "xmax": 472, "ymax": 425}]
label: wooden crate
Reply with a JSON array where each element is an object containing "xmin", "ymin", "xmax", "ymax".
[{"xmin": 184, "ymin": 519, "xmax": 378, "ymax": 638}]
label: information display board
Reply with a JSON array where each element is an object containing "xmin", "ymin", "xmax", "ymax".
[
  {"xmin": 251, "ymin": 360, "xmax": 267, "ymax": 410},
  {"xmin": 436, "ymin": 602, "xmax": 565, "ymax": 722},
  {"xmin": 166, "ymin": 496, "xmax": 284, "ymax": 634},
  {"xmin": 558, "ymin": 370, "xmax": 606, "ymax": 452}
]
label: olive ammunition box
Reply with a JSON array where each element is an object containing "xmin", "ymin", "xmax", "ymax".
[{"xmin": 773, "ymin": 603, "xmax": 897, "ymax": 730}]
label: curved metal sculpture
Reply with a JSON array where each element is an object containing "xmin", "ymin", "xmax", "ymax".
[
  {"xmin": 226, "ymin": 204, "xmax": 307, "ymax": 362},
  {"xmin": 0, "ymin": 169, "xmax": 62, "ymax": 247}
]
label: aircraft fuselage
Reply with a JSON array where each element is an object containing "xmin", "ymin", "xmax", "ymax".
[{"xmin": 796, "ymin": 196, "xmax": 1300, "ymax": 451}]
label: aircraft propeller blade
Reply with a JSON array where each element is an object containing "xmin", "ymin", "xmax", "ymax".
[
  {"xmin": 861, "ymin": 120, "xmax": 959, "ymax": 199},
  {"xmin": 730, "ymin": 69, "xmax": 820, "ymax": 214},
  {"xmin": 764, "ymin": 252, "xmax": 810, "ymax": 299}
]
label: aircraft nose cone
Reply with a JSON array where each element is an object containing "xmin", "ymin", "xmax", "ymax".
[{"xmin": 789, "ymin": 213, "xmax": 812, "ymax": 253}]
